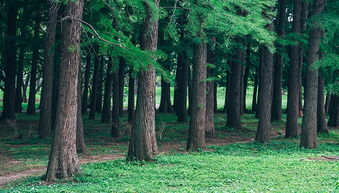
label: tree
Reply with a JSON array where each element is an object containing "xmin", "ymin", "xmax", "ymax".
[
  {"xmin": 317, "ymin": 75, "xmax": 328, "ymax": 133},
  {"xmin": 328, "ymin": 95, "xmax": 339, "ymax": 127},
  {"xmin": 300, "ymin": 0, "xmax": 326, "ymax": 149},
  {"xmin": 127, "ymin": 68, "xmax": 135, "ymax": 122},
  {"xmin": 45, "ymin": 0, "xmax": 84, "ymax": 181},
  {"xmin": 127, "ymin": 0, "xmax": 159, "ymax": 161},
  {"xmin": 89, "ymin": 49, "xmax": 99, "ymax": 119},
  {"xmin": 1, "ymin": 0, "xmax": 18, "ymax": 120},
  {"xmin": 81, "ymin": 52, "xmax": 91, "ymax": 115},
  {"xmin": 39, "ymin": 1, "xmax": 58, "ymax": 138},
  {"xmin": 101, "ymin": 56, "xmax": 113, "ymax": 123},
  {"xmin": 286, "ymin": 0, "xmax": 302, "ymax": 138},
  {"xmin": 111, "ymin": 65, "xmax": 120, "ymax": 137}
]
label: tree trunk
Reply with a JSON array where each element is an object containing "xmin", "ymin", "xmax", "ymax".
[
  {"xmin": 239, "ymin": 64, "xmax": 245, "ymax": 115},
  {"xmin": 255, "ymin": 49, "xmax": 263, "ymax": 119},
  {"xmin": 127, "ymin": 0, "xmax": 159, "ymax": 161},
  {"xmin": 39, "ymin": 1, "xmax": 58, "ymax": 138},
  {"xmin": 252, "ymin": 66, "xmax": 258, "ymax": 112},
  {"xmin": 255, "ymin": 23, "xmax": 274, "ymax": 143},
  {"xmin": 327, "ymin": 95, "xmax": 339, "ymax": 127},
  {"xmin": 127, "ymin": 69, "xmax": 135, "ymax": 122},
  {"xmin": 27, "ymin": 15, "xmax": 41, "ymax": 115},
  {"xmin": 187, "ymin": 42, "xmax": 207, "ymax": 151},
  {"xmin": 111, "ymin": 68, "xmax": 120, "ymax": 137},
  {"xmin": 223, "ymin": 70, "xmax": 231, "ymax": 113},
  {"xmin": 286, "ymin": 0, "xmax": 302, "ymax": 138},
  {"xmin": 158, "ymin": 79, "xmax": 173, "ymax": 113},
  {"xmin": 176, "ymin": 51, "xmax": 189, "ymax": 122},
  {"xmin": 15, "ymin": 48, "xmax": 24, "ymax": 113},
  {"xmin": 77, "ymin": 60, "xmax": 86, "ymax": 154},
  {"xmin": 95, "ymin": 56, "xmax": 104, "ymax": 113},
  {"xmin": 89, "ymin": 49, "xmax": 99, "ymax": 119},
  {"xmin": 81, "ymin": 53, "xmax": 91, "ymax": 115},
  {"xmin": 271, "ymin": 0, "xmax": 286, "ymax": 122},
  {"xmin": 325, "ymin": 94, "xmax": 331, "ymax": 114},
  {"xmin": 300, "ymin": 0, "xmax": 325, "ymax": 149},
  {"xmin": 118, "ymin": 57, "xmax": 125, "ymax": 116},
  {"xmin": 226, "ymin": 42, "xmax": 242, "ymax": 130},
  {"xmin": 1, "ymin": 0, "xmax": 17, "ymax": 120},
  {"xmin": 317, "ymin": 75, "xmax": 328, "ymax": 133},
  {"xmin": 45, "ymin": 0, "xmax": 83, "ymax": 181},
  {"xmin": 243, "ymin": 64, "xmax": 249, "ymax": 113},
  {"xmin": 101, "ymin": 56, "xmax": 113, "ymax": 123}
]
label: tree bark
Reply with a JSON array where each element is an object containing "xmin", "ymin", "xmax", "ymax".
[
  {"xmin": 223, "ymin": 70, "xmax": 231, "ymax": 113},
  {"xmin": 81, "ymin": 52, "xmax": 91, "ymax": 115},
  {"xmin": 327, "ymin": 95, "xmax": 339, "ymax": 127},
  {"xmin": 15, "ymin": 48, "xmax": 24, "ymax": 113},
  {"xmin": 95, "ymin": 56, "xmax": 104, "ymax": 113},
  {"xmin": 187, "ymin": 42, "xmax": 207, "ymax": 151},
  {"xmin": 255, "ymin": 23, "xmax": 274, "ymax": 143},
  {"xmin": 39, "ymin": 1, "xmax": 58, "ymax": 138},
  {"xmin": 205, "ymin": 44, "xmax": 216, "ymax": 138},
  {"xmin": 252, "ymin": 66, "xmax": 258, "ymax": 112},
  {"xmin": 127, "ymin": 0, "xmax": 159, "ymax": 161},
  {"xmin": 89, "ymin": 49, "xmax": 99, "ymax": 119},
  {"xmin": 77, "ymin": 59, "xmax": 86, "ymax": 154},
  {"xmin": 111, "ymin": 67, "xmax": 120, "ymax": 137},
  {"xmin": 286, "ymin": 0, "xmax": 302, "ymax": 138},
  {"xmin": 176, "ymin": 51, "xmax": 189, "ymax": 122},
  {"xmin": 127, "ymin": 69, "xmax": 135, "ymax": 122},
  {"xmin": 101, "ymin": 56, "xmax": 113, "ymax": 123},
  {"xmin": 118, "ymin": 57, "xmax": 125, "ymax": 116},
  {"xmin": 271, "ymin": 0, "xmax": 286, "ymax": 122},
  {"xmin": 317, "ymin": 75, "xmax": 328, "ymax": 133},
  {"xmin": 300, "ymin": 0, "xmax": 325, "ymax": 149},
  {"xmin": 46, "ymin": 0, "xmax": 83, "ymax": 181},
  {"xmin": 1, "ymin": 0, "xmax": 17, "ymax": 120}
]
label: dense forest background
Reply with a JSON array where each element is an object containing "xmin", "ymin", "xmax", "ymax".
[{"xmin": 0, "ymin": 0, "xmax": 338, "ymax": 190}]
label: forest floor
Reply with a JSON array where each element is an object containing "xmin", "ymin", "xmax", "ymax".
[{"xmin": 0, "ymin": 112, "xmax": 338, "ymax": 192}]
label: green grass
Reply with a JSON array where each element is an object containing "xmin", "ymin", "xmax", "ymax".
[{"xmin": 3, "ymin": 138, "xmax": 338, "ymax": 193}]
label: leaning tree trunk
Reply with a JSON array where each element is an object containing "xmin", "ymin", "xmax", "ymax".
[
  {"xmin": 101, "ymin": 56, "xmax": 113, "ymax": 123},
  {"xmin": 89, "ymin": 50, "xmax": 99, "ymax": 119},
  {"xmin": 39, "ymin": 1, "xmax": 58, "ymax": 138},
  {"xmin": 127, "ymin": 0, "xmax": 159, "ymax": 161},
  {"xmin": 300, "ymin": 0, "xmax": 325, "ymax": 149},
  {"xmin": 45, "ymin": 0, "xmax": 84, "ymax": 181},
  {"xmin": 81, "ymin": 53, "xmax": 91, "ymax": 115},
  {"xmin": 327, "ymin": 95, "xmax": 339, "ymax": 127},
  {"xmin": 187, "ymin": 42, "xmax": 207, "ymax": 151},
  {"xmin": 226, "ymin": 41, "xmax": 243, "ymax": 130},
  {"xmin": 271, "ymin": 0, "xmax": 286, "ymax": 122},
  {"xmin": 317, "ymin": 75, "xmax": 328, "ymax": 133},
  {"xmin": 1, "ymin": 0, "xmax": 17, "ymax": 121},
  {"xmin": 286, "ymin": 0, "xmax": 302, "ymax": 138},
  {"xmin": 127, "ymin": 69, "xmax": 135, "ymax": 122},
  {"xmin": 27, "ymin": 14, "xmax": 41, "ymax": 115},
  {"xmin": 255, "ymin": 23, "xmax": 274, "ymax": 143}
]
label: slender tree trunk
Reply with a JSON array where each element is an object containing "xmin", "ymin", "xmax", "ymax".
[
  {"xmin": 51, "ymin": 27, "xmax": 61, "ymax": 130},
  {"xmin": 317, "ymin": 75, "xmax": 328, "ymax": 133},
  {"xmin": 176, "ymin": 51, "xmax": 189, "ymax": 122},
  {"xmin": 300, "ymin": 0, "xmax": 325, "ymax": 148},
  {"xmin": 101, "ymin": 56, "xmax": 113, "ymax": 123},
  {"xmin": 15, "ymin": 48, "xmax": 24, "ymax": 113},
  {"xmin": 286, "ymin": 0, "xmax": 302, "ymax": 138},
  {"xmin": 252, "ymin": 66, "xmax": 258, "ymax": 112},
  {"xmin": 111, "ymin": 68, "xmax": 120, "ymax": 137},
  {"xmin": 239, "ymin": 64, "xmax": 245, "ymax": 115},
  {"xmin": 77, "ymin": 60, "xmax": 86, "ymax": 154},
  {"xmin": 127, "ymin": 69, "xmax": 135, "ymax": 122},
  {"xmin": 1, "ymin": 0, "xmax": 17, "ymax": 120},
  {"xmin": 327, "ymin": 95, "xmax": 339, "ymax": 127},
  {"xmin": 27, "ymin": 15, "xmax": 41, "ymax": 115},
  {"xmin": 46, "ymin": 0, "xmax": 83, "ymax": 181},
  {"xmin": 39, "ymin": 1, "xmax": 58, "ymax": 138},
  {"xmin": 127, "ymin": 0, "xmax": 159, "ymax": 161},
  {"xmin": 271, "ymin": 0, "xmax": 286, "ymax": 122},
  {"xmin": 325, "ymin": 94, "xmax": 331, "ymax": 114},
  {"xmin": 214, "ymin": 82, "xmax": 217, "ymax": 112},
  {"xmin": 158, "ymin": 60, "xmax": 173, "ymax": 113},
  {"xmin": 95, "ymin": 56, "xmax": 104, "ymax": 113},
  {"xmin": 118, "ymin": 57, "xmax": 125, "ymax": 116},
  {"xmin": 256, "ymin": 22, "xmax": 274, "ymax": 143},
  {"xmin": 226, "ymin": 42, "xmax": 243, "ymax": 130},
  {"xmin": 81, "ymin": 53, "xmax": 91, "ymax": 115},
  {"xmin": 223, "ymin": 71, "xmax": 231, "ymax": 113},
  {"xmin": 243, "ymin": 65, "xmax": 249, "ymax": 113},
  {"xmin": 89, "ymin": 49, "xmax": 99, "ymax": 119}
]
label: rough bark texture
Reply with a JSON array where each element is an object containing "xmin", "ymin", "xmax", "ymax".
[
  {"xmin": 1, "ymin": 0, "xmax": 17, "ymax": 120},
  {"xmin": 39, "ymin": 1, "xmax": 58, "ymax": 138},
  {"xmin": 300, "ymin": 0, "xmax": 325, "ymax": 149},
  {"xmin": 226, "ymin": 42, "xmax": 243, "ymax": 130},
  {"xmin": 101, "ymin": 57, "xmax": 113, "ymax": 123},
  {"xmin": 127, "ymin": 0, "xmax": 159, "ymax": 161},
  {"xmin": 187, "ymin": 43, "xmax": 207, "ymax": 151},
  {"xmin": 327, "ymin": 95, "xmax": 339, "ymax": 127},
  {"xmin": 111, "ymin": 69, "xmax": 120, "ymax": 137},
  {"xmin": 89, "ymin": 50, "xmax": 99, "ymax": 119},
  {"xmin": 81, "ymin": 53, "xmax": 91, "ymax": 115},
  {"xmin": 286, "ymin": 0, "xmax": 302, "ymax": 138},
  {"xmin": 45, "ymin": 0, "xmax": 83, "ymax": 181},
  {"xmin": 255, "ymin": 23, "xmax": 274, "ymax": 143},
  {"xmin": 118, "ymin": 57, "xmax": 125, "ymax": 116},
  {"xmin": 271, "ymin": 0, "xmax": 286, "ymax": 122},
  {"xmin": 317, "ymin": 75, "xmax": 328, "ymax": 133},
  {"xmin": 127, "ymin": 69, "xmax": 135, "ymax": 122}
]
